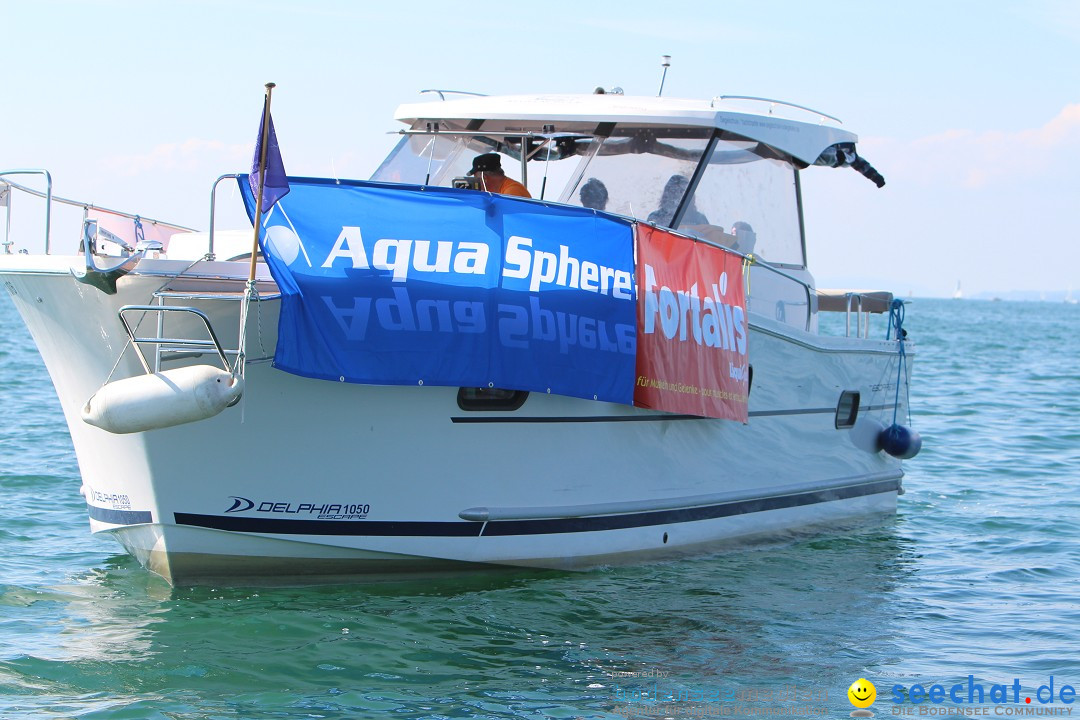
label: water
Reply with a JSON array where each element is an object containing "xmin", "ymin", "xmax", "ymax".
[{"xmin": 1, "ymin": 296, "xmax": 1078, "ymax": 719}]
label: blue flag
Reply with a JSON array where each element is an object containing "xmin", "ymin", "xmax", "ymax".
[{"xmin": 250, "ymin": 98, "xmax": 290, "ymax": 211}]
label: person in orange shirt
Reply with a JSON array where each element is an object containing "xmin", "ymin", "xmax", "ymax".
[{"xmin": 467, "ymin": 154, "xmax": 531, "ymax": 198}]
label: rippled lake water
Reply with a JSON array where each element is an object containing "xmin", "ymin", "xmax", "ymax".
[{"xmin": 1, "ymin": 296, "xmax": 1078, "ymax": 719}]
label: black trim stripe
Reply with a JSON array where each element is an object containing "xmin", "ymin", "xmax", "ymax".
[
  {"xmin": 172, "ymin": 478, "xmax": 898, "ymax": 537},
  {"xmin": 87, "ymin": 505, "xmax": 153, "ymax": 525},
  {"xmin": 173, "ymin": 514, "xmax": 480, "ymax": 537},
  {"xmin": 752, "ymin": 408, "xmax": 833, "ymax": 417},
  {"xmin": 481, "ymin": 479, "xmax": 899, "ymax": 536},
  {"xmin": 451, "ymin": 414, "xmax": 702, "ymax": 424},
  {"xmin": 450, "ymin": 405, "xmax": 899, "ymax": 424}
]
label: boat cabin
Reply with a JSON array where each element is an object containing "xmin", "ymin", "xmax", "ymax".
[{"xmin": 375, "ymin": 92, "xmax": 863, "ymax": 275}]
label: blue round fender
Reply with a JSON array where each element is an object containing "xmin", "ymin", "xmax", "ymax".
[{"xmin": 879, "ymin": 423, "xmax": 922, "ymax": 459}]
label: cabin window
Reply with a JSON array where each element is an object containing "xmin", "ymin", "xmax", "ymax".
[
  {"xmin": 561, "ymin": 128, "xmax": 712, "ymax": 221},
  {"xmin": 372, "ymin": 133, "xmax": 478, "ymax": 185},
  {"xmin": 372, "ymin": 133, "xmax": 537, "ymax": 189},
  {"xmin": 678, "ymin": 138, "xmax": 805, "ymax": 267},
  {"xmin": 371, "ymin": 127, "xmax": 591, "ymax": 199},
  {"xmin": 373, "ymin": 124, "xmax": 722, "ymax": 209},
  {"xmin": 835, "ymin": 391, "xmax": 860, "ymax": 429},
  {"xmin": 457, "ymin": 387, "xmax": 528, "ymax": 411}
]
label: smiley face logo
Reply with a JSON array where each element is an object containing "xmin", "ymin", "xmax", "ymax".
[{"xmin": 848, "ymin": 678, "xmax": 877, "ymax": 710}]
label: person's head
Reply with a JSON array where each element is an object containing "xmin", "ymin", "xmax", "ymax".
[
  {"xmin": 659, "ymin": 174, "xmax": 690, "ymax": 206},
  {"xmin": 731, "ymin": 221, "xmax": 756, "ymax": 253},
  {"xmin": 648, "ymin": 174, "xmax": 692, "ymax": 226},
  {"xmin": 579, "ymin": 178, "xmax": 608, "ymax": 210},
  {"xmin": 468, "ymin": 153, "xmax": 505, "ymax": 190}
]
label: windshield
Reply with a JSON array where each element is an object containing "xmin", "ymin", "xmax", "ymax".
[
  {"xmin": 371, "ymin": 125, "xmax": 713, "ymax": 216},
  {"xmin": 371, "ymin": 133, "xmax": 488, "ymax": 186},
  {"xmin": 370, "ymin": 126, "xmax": 800, "ymax": 266},
  {"xmin": 678, "ymin": 138, "xmax": 804, "ymax": 267},
  {"xmin": 560, "ymin": 128, "xmax": 711, "ymax": 222},
  {"xmin": 371, "ymin": 131, "xmax": 596, "ymax": 200}
]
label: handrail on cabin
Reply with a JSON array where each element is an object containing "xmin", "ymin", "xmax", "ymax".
[
  {"xmin": 419, "ymin": 89, "xmax": 488, "ymax": 101},
  {"xmin": 711, "ymin": 96, "xmax": 843, "ymax": 125},
  {"xmin": 672, "ymin": 229, "xmax": 814, "ymax": 333}
]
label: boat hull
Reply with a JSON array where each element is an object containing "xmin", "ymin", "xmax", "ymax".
[{"xmin": 1, "ymin": 258, "xmax": 908, "ymax": 585}]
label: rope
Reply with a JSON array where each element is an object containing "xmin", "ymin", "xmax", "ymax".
[
  {"xmin": 233, "ymin": 280, "xmax": 262, "ymax": 426},
  {"xmin": 99, "ymin": 336, "xmax": 136, "ymax": 390},
  {"xmin": 236, "ymin": 281, "xmax": 270, "ymax": 368},
  {"xmin": 887, "ymin": 298, "xmax": 909, "ymax": 426},
  {"xmin": 255, "ymin": 286, "xmax": 268, "ymax": 359},
  {"xmin": 133, "ymin": 216, "xmax": 145, "ymax": 247},
  {"xmin": 235, "ymin": 280, "xmax": 257, "ymax": 381}
]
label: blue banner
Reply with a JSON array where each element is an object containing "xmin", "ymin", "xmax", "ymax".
[{"xmin": 238, "ymin": 177, "xmax": 637, "ymax": 405}]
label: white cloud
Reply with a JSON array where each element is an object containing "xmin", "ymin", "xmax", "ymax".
[{"xmin": 861, "ymin": 103, "xmax": 1080, "ymax": 189}]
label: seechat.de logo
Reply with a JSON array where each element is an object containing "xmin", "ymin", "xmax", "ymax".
[{"xmin": 849, "ymin": 678, "xmax": 878, "ymax": 717}]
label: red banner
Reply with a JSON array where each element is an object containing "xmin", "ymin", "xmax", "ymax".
[{"xmin": 634, "ymin": 224, "xmax": 749, "ymax": 421}]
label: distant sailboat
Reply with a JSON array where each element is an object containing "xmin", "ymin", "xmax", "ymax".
[
  {"xmin": 953, "ymin": 281, "xmax": 963, "ymax": 300},
  {"xmin": 1066, "ymin": 287, "xmax": 1078, "ymax": 305}
]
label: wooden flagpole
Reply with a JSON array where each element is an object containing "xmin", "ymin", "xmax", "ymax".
[
  {"xmin": 236, "ymin": 82, "xmax": 277, "ymax": 384},
  {"xmin": 248, "ymin": 82, "xmax": 276, "ymax": 284}
]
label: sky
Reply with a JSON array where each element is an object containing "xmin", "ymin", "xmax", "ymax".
[{"xmin": 1, "ymin": 0, "xmax": 1078, "ymax": 298}]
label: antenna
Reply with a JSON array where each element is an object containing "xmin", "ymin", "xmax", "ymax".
[{"xmin": 658, "ymin": 55, "xmax": 671, "ymax": 96}]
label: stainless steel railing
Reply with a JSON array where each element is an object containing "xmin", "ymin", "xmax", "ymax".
[
  {"xmin": 1, "ymin": 170, "xmax": 52, "ymax": 254},
  {"xmin": 6, "ymin": 167, "xmax": 879, "ymax": 341},
  {"xmin": 676, "ymin": 230, "xmax": 816, "ymax": 333},
  {"xmin": 814, "ymin": 290, "xmax": 895, "ymax": 338},
  {"xmin": 118, "ymin": 305, "xmax": 233, "ymax": 375},
  {"xmin": 0, "ymin": 169, "xmax": 194, "ymax": 255},
  {"xmin": 208, "ymin": 173, "xmax": 244, "ymax": 260}
]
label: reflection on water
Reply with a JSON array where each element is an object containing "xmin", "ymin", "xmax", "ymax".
[{"xmin": 2, "ymin": 518, "xmax": 912, "ymax": 717}]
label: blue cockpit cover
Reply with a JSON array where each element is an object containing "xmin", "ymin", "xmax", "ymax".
[{"xmin": 238, "ymin": 177, "xmax": 637, "ymax": 405}]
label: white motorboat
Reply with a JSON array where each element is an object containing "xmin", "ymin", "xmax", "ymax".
[{"xmin": 0, "ymin": 89, "xmax": 918, "ymax": 585}]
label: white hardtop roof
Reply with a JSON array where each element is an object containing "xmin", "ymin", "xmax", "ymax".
[{"xmin": 394, "ymin": 93, "xmax": 860, "ymax": 165}]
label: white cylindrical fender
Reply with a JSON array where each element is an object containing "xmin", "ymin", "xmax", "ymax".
[
  {"xmin": 82, "ymin": 365, "xmax": 244, "ymax": 434},
  {"xmin": 849, "ymin": 417, "xmax": 885, "ymax": 454}
]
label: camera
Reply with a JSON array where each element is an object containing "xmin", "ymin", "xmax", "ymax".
[{"xmin": 452, "ymin": 176, "xmax": 479, "ymax": 190}]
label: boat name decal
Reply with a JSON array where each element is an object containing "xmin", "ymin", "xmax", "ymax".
[
  {"xmin": 225, "ymin": 496, "xmax": 370, "ymax": 520},
  {"xmin": 87, "ymin": 485, "xmax": 132, "ymax": 510}
]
